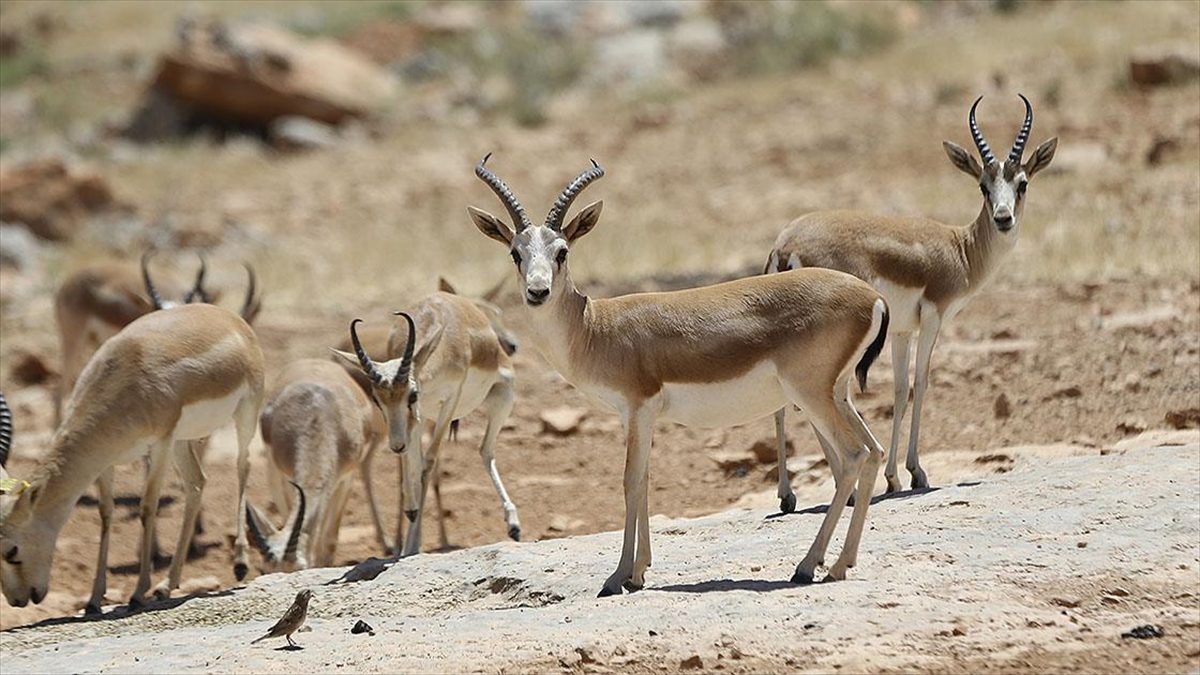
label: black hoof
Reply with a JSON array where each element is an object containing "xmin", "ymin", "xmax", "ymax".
[
  {"xmin": 234, "ymin": 562, "xmax": 248, "ymax": 581},
  {"xmin": 780, "ymin": 493, "xmax": 797, "ymax": 514},
  {"xmin": 623, "ymin": 579, "xmax": 644, "ymax": 593},
  {"xmin": 885, "ymin": 478, "xmax": 901, "ymax": 494},
  {"xmin": 910, "ymin": 473, "xmax": 929, "ymax": 490},
  {"xmin": 84, "ymin": 603, "xmax": 102, "ymax": 616},
  {"xmin": 508, "ymin": 525, "xmax": 521, "ymax": 542},
  {"xmin": 597, "ymin": 585, "xmax": 621, "ymax": 598},
  {"xmin": 790, "ymin": 570, "xmax": 815, "ymax": 585},
  {"xmin": 152, "ymin": 587, "xmax": 170, "ymax": 601},
  {"xmin": 127, "ymin": 596, "xmax": 147, "ymax": 610}
]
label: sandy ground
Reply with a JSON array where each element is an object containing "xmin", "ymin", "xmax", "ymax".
[{"xmin": 1, "ymin": 434, "xmax": 1197, "ymax": 673}]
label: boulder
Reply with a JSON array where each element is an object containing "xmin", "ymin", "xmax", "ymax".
[{"xmin": 0, "ymin": 159, "xmax": 124, "ymax": 241}]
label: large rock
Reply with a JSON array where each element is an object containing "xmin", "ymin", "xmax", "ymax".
[
  {"xmin": 129, "ymin": 20, "xmax": 398, "ymax": 139},
  {"xmin": 0, "ymin": 159, "xmax": 125, "ymax": 241}
]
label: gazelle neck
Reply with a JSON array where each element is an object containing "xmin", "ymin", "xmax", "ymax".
[
  {"xmin": 523, "ymin": 268, "xmax": 590, "ymax": 381},
  {"xmin": 957, "ymin": 203, "xmax": 1013, "ymax": 291},
  {"xmin": 28, "ymin": 429, "xmax": 117, "ymax": 533}
]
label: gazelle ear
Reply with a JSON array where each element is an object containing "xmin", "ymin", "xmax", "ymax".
[
  {"xmin": 329, "ymin": 348, "xmax": 362, "ymax": 372},
  {"xmin": 468, "ymin": 206, "xmax": 514, "ymax": 246},
  {"xmin": 943, "ymin": 141, "xmax": 983, "ymax": 180},
  {"xmin": 1024, "ymin": 137, "xmax": 1058, "ymax": 178},
  {"xmin": 562, "ymin": 200, "xmax": 603, "ymax": 243},
  {"xmin": 413, "ymin": 323, "xmax": 445, "ymax": 370},
  {"xmin": 437, "ymin": 277, "xmax": 457, "ymax": 294}
]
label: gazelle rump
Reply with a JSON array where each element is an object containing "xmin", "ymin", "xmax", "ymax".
[
  {"xmin": 0, "ymin": 304, "xmax": 264, "ymax": 611},
  {"xmin": 333, "ymin": 291, "xmax": 521, "ymax": 556},
  {"xmin": 766, "ymin": 95, "xmax": 1057, "ymax": 500},
  {"xmin": 247, "ymin": 359, "xmax": 383, "ymax": 571},
  {"xmin": 469, "ymin": 156, "xmax": 890, "ymax": 595}
]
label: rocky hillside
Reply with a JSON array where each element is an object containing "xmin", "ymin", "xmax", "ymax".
[{"xmin": 2, "ymin": 433, "xmax": 1196, "ymax": 673}]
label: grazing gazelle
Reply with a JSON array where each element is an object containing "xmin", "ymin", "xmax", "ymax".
[
  {"xmin": 333, "ymin": 293, "xmax": 521, "ymax": 557},
  {"xmin": 468, "ymin": 155, "xmax": 889, "ymax": 595},
  {"xmin": 766, "ymin": 95, "xmax": 1057, "ymax": 498},
  {"xmin": 0, "ymin": 304, "xmax": 264, "ymax": 611},
  {"xmin": 246, "ymin": 359, "xmax": 385, "ymax": 570}
]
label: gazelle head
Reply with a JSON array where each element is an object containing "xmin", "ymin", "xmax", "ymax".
[
  {"xmin": 142, "ymin": 251, "xmax": 262, "ymax": 324},
  {"xmin": 468, "ymin": 154, "xmax": 605, "ymax": 308},
  {"xmin": 245, "ymin": 481, "xmax": 307, "ymax": 571},
  {"xmin": 0, "ymin": 481, "xmax": 53, "ymax": 607},
  {"xmin": 943, "ymin": 95, "xmax": 1057, "ymax": 236},
  {"xmin": 331, "ymin": 314, "xmax": 423, "ymax": 521}
]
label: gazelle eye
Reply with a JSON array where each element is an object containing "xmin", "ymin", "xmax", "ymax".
[
  {"xmin": 3, "ymin": 546, "xmax": 19, "ymax": 564},
  {"xmin": 555, "ymin": 248, "xmax": 568, "ymax": 265},
  {"xmin": 1017, "ymin": 181, "xmax": 1028, "ymax": 195},
  {"xmin": 408, "ymin": 391, "xmax": 418, "ymax": 406},
  {"xmin": 510, "ymin": 250, "xmax": 522, "ymax": 267}
]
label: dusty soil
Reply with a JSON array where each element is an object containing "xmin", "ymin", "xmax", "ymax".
[{"xmin": 1, "ymin": 436, "xmax": 1197, "ymax": 673}]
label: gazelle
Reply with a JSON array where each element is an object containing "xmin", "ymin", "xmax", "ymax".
[
  {"xmin": 246, "ymin": 359, "xmax": 384, "ymax": 570},
  {"xmin": 766, "ymin": 95, "xmax": 1057, "ymax": 499},
  {"xmin": 468, "ymin": 155, "xmax": 890, "ymax": 595},
  {"xmin": 333, "ymin": 292, "xmax": 521, "ymax": 557},
  {"xmin": 0, "ymin": 304, "xmax": 264, "ymax": 612}
]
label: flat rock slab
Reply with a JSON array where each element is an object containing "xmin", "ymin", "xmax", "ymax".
[{"xmin": 2, "ymin": 444, "xmax": 1197, "ymax": 673}]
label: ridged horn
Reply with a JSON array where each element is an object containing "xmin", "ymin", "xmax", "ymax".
[
  {"xmin": 969, "ymin": 96, "xmax": 997, "ymax": 167},
  {"xmin": 240, "ymin": 262, "xmax": 261, "ymax": 322},
  {"xmin": 350, "ymin": 319, "xmax": 385, "ymax": 385},
  {"xmin": 393, "ymin": 311, "xmax": 417, "ymax": 380},
  {"xmin": 245, "ymin": 503, "xmax": 271, "ymax": 558},
  {"xmin": 0, "ymin": 392, "xmax": 12, "ymax": 469},
  {"xmin": 545, "ymin": 159, "xmax": 605, "ymax": 230},
  {"xmin": 283, "ymin": 481, "xmax": 306, "ymax": 563},
  {"xmin": 140, "ymin": 250, "xmax": 166, "ymax": 310},
  {"xmin": 1008, "ymin": 94, "xmax": 1033, "ymax": 166},
  {"xmin": 183, "ymin": 253, "xmax": 211, "ymax": 304},
  {"xmin": 475, "ymin": 153, "xmax": 532, "ymax": 231}
]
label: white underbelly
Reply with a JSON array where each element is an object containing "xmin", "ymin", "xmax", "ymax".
[
  {"xmin": 174, "ymin": 384, "xmax": 248, "ymax": 440},
  {"xmin": 660, "ymin": 360, "xmax": 788, "ymax": 428}
]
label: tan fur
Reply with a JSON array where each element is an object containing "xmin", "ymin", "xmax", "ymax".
[{"xmin": 1, "ymin": 304, "xmax": 264, "ymax": 611}]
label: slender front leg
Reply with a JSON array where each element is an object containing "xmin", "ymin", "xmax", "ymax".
[
  {"xmin": 393, "ymin": 454, "xmax": 405, "ymax": 557},
  {"xmin": 431, "ymin": 469, "xmax": 450, "ymax": 549},
  {"xmin": 774, "ymin": 408, "xmax": 797, "ymax": 514},
  {"xmin": 401, "ymin": 398, "xmax": 457, "ymax": 557},
  {"xmin": 232, "ymin": 397, "xmax": 259, "ymax": 581},
  {"xmin": 155, "ymin": 440, "xmax": 207, "ymax": 599},
  {"xmin": 630, "ymin": 468, "xmax": 652, "ymax": 591},
  {"xmin": 85, "ymin": 468, "xmax": 115, "ymax": 615},
  {"xmin": 599, "ymin": 403, "xmax": 655, "ymax": 597},
  {"xmin": 480, "ymin": 377, "xmax": 520, "ymax": 540},
  {"xmin": 907, "ymin": 311, "xmax": 941, "ymax": 489},
  {"xmin": 359, "ymin": 439, "xmax": 392, "ymax": 554},
  {"xmin": 884, "ymin": 333, "xmax": 912, "ymax": 493},
  {"xmin": 131, "ymin": 441, "xmax": 171, "ymax": 607}
]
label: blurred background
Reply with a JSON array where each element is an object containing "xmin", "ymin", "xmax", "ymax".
[{"xmin": 0, "ymin": 0, "xmax": 1197, "ymax": 628}]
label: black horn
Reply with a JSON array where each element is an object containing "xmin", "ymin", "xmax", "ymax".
[
  {"xmin": 1008, "ymin": 94, "xmax": 1033, "ymax": 166},
  {"xmin": 240, "ymin": 262, "xmax": 262, "ymax": 322},
  {"xmin": 393, "ymin": 311, "xmax": 417, "ymax": 380},
  {"xmin": 0, "ymin": 392, "xmax": 12, "ymax": 469},
  {"xmin": 350, "ymin": 319, "xmax": 385, "ymax": 385},
  {"xmin": 968, "ymin": 96, "xmax": 997, "ymax": 167},
  {"xmin": 183, "ymin": 253, "xmax": 211, "ymax": 304},
  {"xmin": 283, "ymin": 481, "xmax": 306, "ymax": 563},
  {"xmin": 475, "ymin": 153, "xmax": 532, "ymax": 231},
  {"xmin": 245, "ymin": 503, "xmax": 272, "ymax": 558},
  {"xmin": 545, "ymin": 159, "xmax": 605, "ymax": 230},
  {"xmin": 141, "ymin": 250, "xmax": 166, "ymax": 310}
]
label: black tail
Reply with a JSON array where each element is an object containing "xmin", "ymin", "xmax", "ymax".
[{"xmin": 855, "ymin": 301, "xmax": 889, "ymax": 393}]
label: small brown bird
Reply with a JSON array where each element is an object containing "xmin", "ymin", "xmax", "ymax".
[{"xmin": 251, "ymin": 589, "xmax": 312, "ymax": 648}]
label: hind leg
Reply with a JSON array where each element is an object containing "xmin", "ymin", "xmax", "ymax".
[
  {"xmin": 130, "ymin": 439, "xmax": 171, "ymax": 607},
  {"xmin": 905, "ymin": 310, "xmax": 941, "ymax": 489},
  {"xmin": 480, "ymin": 376, "xmax": 520, "ymax": 540},
  {"xmin": 774, "ymin": 409, "xmax": 797, "ymax": 514},
  {"xmin": 232, "ymin": 396, "xmax": 259, "ymax": 581},
  {"xmin": 154, "ymin": 440, "xmax": 206, "ymax": 599},
  {"xmin": 884, "ymin": 334, "xmax": 912, "ymax": 493},
  {"xmin": 827, "ymin": 382, "xmax": 885, "ymax": 579},
  {"xmin": 85, "ymin": 468, "xmax": 115, "ymax": 614},
  {"xmin": 810, "ymin": 423, "xmax": 852, "ymax": 506}
]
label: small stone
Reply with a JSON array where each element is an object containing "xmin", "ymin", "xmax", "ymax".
[
  {"xmin": 680, "ymin": 655, "xmax": 704, "ymax": 670},
  {"xmin": 351, "ymin": 619, "xmax": 374, "ymax": 635},
  {"xmin": 1051, "ymin": 596, "xmax": 1082, "ymax": 608},
  {"xmin": 1107, "ymin": 587, "xmax": 1131, "ymax": 597},
  {"xmin": 1101, "ymin": 594, "xmax": 1122, "ymax": 605},
  {"xmin": 539, "ymin": 406, "xmax": 586, "ymax": 435},
  {"xmin": 1121, "ymin": 624, "xmax": 1164, "ymax": 639},
  {"xmin": 648, "ymin": 629, "xmax": 658, "ymax": 637},
  {"xmin": 1076, "ymin": 541, "xmax": 1088, "ymax": 549},
  {"xmin": 952, "ymin": 627, "xmax": 966, "ymax": 637},
  {"xmin": 1165, "ymin": 408, "xmax": 1200, "ymax": 429},
  {"xmin": 993, "ymin": 392, "xmax": 1012, "ymax": 419},
  {"xmin": 750, "ymin": 565, "xmax": 762, "ymax": 573}
]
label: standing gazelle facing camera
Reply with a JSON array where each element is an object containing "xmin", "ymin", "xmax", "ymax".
[
  {"xmin": 469, "ymin": 155, "xmax": 890, "ymax": 595},
  {"xmin": 766, "ymin": 95, "xmax": 1057, "ymax": 501}
]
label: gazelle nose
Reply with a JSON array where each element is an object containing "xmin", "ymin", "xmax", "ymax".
[
  {"xmin": 30, "ymin": 587, "xmax": 44, "ymax": 604},
  {"xmin": 527, "ymin": 287, "xmax": 549, "ymax": 302},
  {"xmin": 391, "ymin": 442, "xmax": 406, "ymax": 454},
  {"xmin": 993, "ymin": 208, "xmax": 1013, "ymax": 230}
]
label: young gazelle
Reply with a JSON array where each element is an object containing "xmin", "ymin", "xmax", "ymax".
[
  {"xmin": 468, "ymin": 156, "xmax": 889, "ymax": 595},
  {"xmin": 0, "ymin": 304, "xmax": 264, "ymax": 611},
  {"xmin": 766, "ymin": 95, "xmax": 1057, "ymax": 499},
  {"xmin": 246, "ymin": 359, "xmax": 385, "ymax": 570},
  {"xmin": 333, "ymin": 291, "xmax": 521, "ymax": 557}
]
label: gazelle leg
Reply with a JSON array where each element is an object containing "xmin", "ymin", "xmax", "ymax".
[
  {"xmin": 393, "ymin": 455, "xmax": 405, "ymax": 557},
  {"xmin": 232, "ymin": 396, "xmax": 259, "ymax": 581},
  {"xmin": 480, "ymin": 376, "xmax": 520, "ymax": 540},
  {"xmin": 884, "ymin": 333, "xmax": 912, "ymax": 493},
  {"xmin": 154, "ymin": 440, "xmax": 206, "ymax": 599},
  {"xmin": 130, "ymin": 440, "xmax": 171, "ymax": 607},
  {"xmin": 319, "ymin": 480, "xmax": 353, "ymax": 567},
  {"xmin": 630, "ymin": 464, "xmax": 652, "ymax": 591},
  {"xmin": 907, "ymin": 310, "xmax": 942, "ymax": 489},
  {"xmin": 359, "ymin": 439, "xmax": 392, "ymax": 554},
  {"xmin": 810, "ymin": 423, "xmax": 850, "ymax": 506},
  {"xmin": 599, "ymin": 402, "xmax": 656, "ymax": 597},
  {"xmin": 790, "ymin": 396, "xmax": 864, "ymax": 584},
  {"xmin": 85, "ymin": 468, "xmax": 115, "ymax": 614},
  {"xmin": 828, "ymin": 385, "xmax": 885, "ymax": 579},
  {"xmin": 401, "ymin": 400, "xmax": 457, "ymax": 557},
  {"xmin": 774, "ymin": 409, "xmax": 797, "ymax": 514},
  {"xmin": 431, "ymin": 468, "xmax": 450, "ymax": 549}
]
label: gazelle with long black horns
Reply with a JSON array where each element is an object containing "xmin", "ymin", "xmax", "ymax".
[
  {"xmin": 765, "ymin": 95, "xmax": 1057, "ymax": 502},
  {"xmin": 333, "ymin": 293, "xmax": 521, "ymax": 557},
  {"xmin": 469, "ymin": 155, "xmax": 890, "ymax": 595},
  {"xmin": 0, "ymin": 303, "xmax": 264, "ymax": 612}
]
